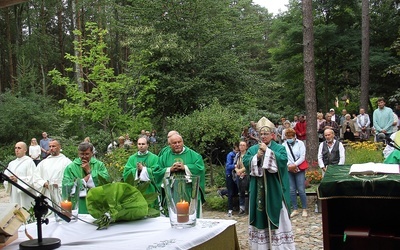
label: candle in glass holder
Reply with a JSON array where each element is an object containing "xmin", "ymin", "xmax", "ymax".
[
  {"xmin": 176, "ymin": 200, "xmax": 189, "ymax": 223},
  {"xmin": 60, "ymin": 200, "xmax": 72, "ymax": 216}
]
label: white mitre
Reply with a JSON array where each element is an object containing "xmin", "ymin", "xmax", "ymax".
[{"xmin": 256, "ymin": 117, "xmax": 275, "ymax": 133}]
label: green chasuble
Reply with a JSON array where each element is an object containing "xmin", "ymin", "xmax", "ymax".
[
  {"xmin": 384, "ymin": 150, "xmax": 400, "ymax": 164},
  {"xmin": 156, "ymin": 146, "xmax": 206, "ymax": 217},
  {"xmin": 62, "ymin": 157, "xmax": 110, "ymax": 214},
  {"xmin": 384, "ymin": 132, "xmax": 400, "ymax": 164},
  {"xmin": 123, "ymin": 151, "xmax": 160, "ymax": 207},
  {"xmin": 243, "ymin": 141, "xmax": 291, "ymax": 230}
]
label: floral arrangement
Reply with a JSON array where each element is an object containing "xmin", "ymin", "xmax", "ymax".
[{"xmin": 305, "ymin": 170, "xmax": 323, "ymax": 184}]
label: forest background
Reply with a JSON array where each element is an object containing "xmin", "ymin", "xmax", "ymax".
[{"xmin": 1, "ymin": 0, "xmax": 400, "ymax": 179}]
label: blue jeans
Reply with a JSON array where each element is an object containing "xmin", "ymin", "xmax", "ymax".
[
  {"xmin": 288, "ymin": 170, "xmax": 307, "ymax": 210},
  {"xmin": 236, "ymin": 176, "xmax": 248, "ymax": 209},
  {"xmin": 226, "ymin": 174, "xmax": 238, "ymax": 210}
]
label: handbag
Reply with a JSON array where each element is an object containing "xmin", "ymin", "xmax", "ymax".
[
  {"xmin": 298, "ymin": 160, "xmax": 309, "ymax": 170},
  {"xmin": 287, "ymin": 143, "xmax": 308, "ymax": 171}
]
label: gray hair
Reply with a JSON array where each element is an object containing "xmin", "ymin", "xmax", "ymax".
[{"xmin": 78, "ymin": 142, "xmax": 93, "ymax": 152}]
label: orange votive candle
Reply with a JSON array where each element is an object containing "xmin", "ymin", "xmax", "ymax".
[
  {"xmin": 60, "ymin": 200, "xmax": 72, "ymax": 213},
  {"xmin": 176, "ymin": 200, "xmax": 189, "ymax": 223}
]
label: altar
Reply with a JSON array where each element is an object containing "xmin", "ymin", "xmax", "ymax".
[
  {"xmin": 3, "ymin": 215, "xmax": 239, "ymax": 249},
  {"xmin": 318, "ymin": 164, "xmax": 400, "ymax": 250}
]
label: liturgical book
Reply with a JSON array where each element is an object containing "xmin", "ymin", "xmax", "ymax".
[{"xmin": 349, "ymin": 163, "xmax": 400, "ymax": 175}]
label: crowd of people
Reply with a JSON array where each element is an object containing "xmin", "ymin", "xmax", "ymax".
[
  {"xmin": 2, "ymin": 98, "xmax": 400, "ymax": 250},
  {"xmin": 2, "ymin": 129, "xmax": 205, "ymax": 219},
  {"xmin": 106, "ymin": 130, "xmax": 158, "ymax": 153}
]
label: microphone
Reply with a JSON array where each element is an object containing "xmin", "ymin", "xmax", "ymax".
[{"xmin": 377, "ymin": 132, "xmax": 386, "ymax": 140}]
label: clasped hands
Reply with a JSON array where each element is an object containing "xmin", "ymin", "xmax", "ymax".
[
  {"xmin": 288, "ymin": 164, "xmax": 298, "ymax": 173},
  {"xmin": 257, "ymin": 142, "xmax": 267, "ymax": 158},
  {"xmin": 171, "ymin": 162, "xmax": 185, "ymax": 172},
  {"xmin": 9, "ymin": 175, "xmax": 18, "ymax": 182},
  {"xmin": 44, "ymin": 181, "xmax": 58, "ymax": 189},
  {"xmin": 81, "ymin": 161, "xmax": 92, "ymax": 182}
]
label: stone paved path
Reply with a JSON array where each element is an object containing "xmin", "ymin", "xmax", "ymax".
[{"xmin": 203, "ymin": 197, "xmax": 323, "ymax": 250}]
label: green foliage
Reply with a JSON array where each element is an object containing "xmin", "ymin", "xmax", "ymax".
[
  {"xmin": 0, "ymin": 91, "xmax": 61, "ymax": 143},
  {"xmin": 49, "ymin": 22, "xmax": 132, "ymax": 141},
  {"xmin": 101, "ymin": 147, "xmax": 135, "ymax": 182},
  {"xmin": 203, "ymin": 195, "xmax": 227, "ymax": 212},
  {"xmin": 166, "ymin": 101, "xmax": 242, "ymax": 156}
]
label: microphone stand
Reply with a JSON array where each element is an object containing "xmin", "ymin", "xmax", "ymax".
[{"xmin": 0, "ymin": 172, "xmax": 71, "ymax": 250}]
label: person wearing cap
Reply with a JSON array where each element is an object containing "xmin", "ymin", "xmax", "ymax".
[
  {"xmin": 329, "ymin": 108, "xmax": 339, "ymax": 123},
  {"xmin": 373, "ymin": 97, "xmax": 394, "ymax": 142},
  {"xmin": 243, "ymin": 117, "xmax": 294, "ymax": 249}
]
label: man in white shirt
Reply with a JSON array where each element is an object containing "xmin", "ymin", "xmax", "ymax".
[
  {"xmin": 356, "ymin": 108, "xmax": 371, "ymax": 141},
  {"xmin": 318, "ymin": 129, "xmax": 345, "ymax": 174},
  {"xmin": 33, "ymin": 140, "xmax": 72, "ymax": 206},
  {"xmin": 3, "ymin": 142, "xmax": 36, "ymax": 209}
]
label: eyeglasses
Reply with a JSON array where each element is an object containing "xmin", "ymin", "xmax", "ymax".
[
  {"xmin": 78, "ymin": 152, "xmax": 92, "ymax": 157},
  {"xmin": 15, "ymin": 147, "xmax": 22, "ymax": 149}
]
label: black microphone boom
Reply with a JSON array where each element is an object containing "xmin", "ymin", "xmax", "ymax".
[
  {"xmin": 0, "ymin": 170, "xmax": 70, "ymax": 249},
  {"xmin": 387, "ymin": 137, "xmax": 400, "ymax": 151}
]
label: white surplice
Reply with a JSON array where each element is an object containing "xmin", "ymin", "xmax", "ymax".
[
  {"xmin": 3, "ymin": 155, "xmax": 36, "ymax": 209},
  {"xmin": 33, "ymin": 153, "xmax": 72, "ymax": 206}
]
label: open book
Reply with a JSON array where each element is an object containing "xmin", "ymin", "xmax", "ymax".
[{"xmin": 349, "ymin": 163, "xmax": 400, "ymax": 175}]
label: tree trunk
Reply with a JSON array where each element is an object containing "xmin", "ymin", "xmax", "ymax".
[
  {"xmin": 360, "ymin": 0, "xmax": 370, "ymax": 113},
  {"xmin": 72, "ymin": 0, "xmax": 83, "ymax": 91},
  {"xmin": 303, "ymin": 0, "xmax": 318, "ymax": 164},
  {"xmin": 5, "ymin": 9, "xmax": 15, "ymax": 93}
]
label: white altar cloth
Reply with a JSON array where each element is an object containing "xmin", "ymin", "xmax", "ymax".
[{"xmin": 4, "ymin": 215, "xmax": 237, "ymax": 249}]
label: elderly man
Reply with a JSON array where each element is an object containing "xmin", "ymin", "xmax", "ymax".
[
  {"xmin": 356, "ymin": 108, "xmax": 371, "ymax": 141},
  {"xmin": 33, "ymin": 140, "xmax": 72, "ymax": 206},
  {"xmin": 318, "ymin": 129, "xmax": 345, "ymax": 173},
  {"xmin": 373, "ymin": 97, "xmax": 394, "ymax": 142},
  {"xmin": 156, "ymin": 133, "xmax": 205, "ymax": 217},
  {"xmin": 123, "ymin": 137, "xmax": 160, "ymax": 207},
  {"xmin": 3, "ymin": 142, "xmax": 36, "ymax": 209},
  {"xmin": 62, "ymin": 142, "xmax": 110, "ymax": 214},
  {"xmin": 243, "ymin": 117, "xmax": 294, "ymax": 249}
]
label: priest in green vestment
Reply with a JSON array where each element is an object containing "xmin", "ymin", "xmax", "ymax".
[
  {"xmin": 62, "ymin": 142, "xmax": 110, "ymax": 214},
  {"xmin": 123, "ymin": 137, "xmax": 160, "ymax": 208},
  {"xmin": 243, "ymin": 117, "xmax": 295, "ymax": 250},
  {"xmin": 156, "ymin": 133, "xmax": 205, "ymax": 218}
]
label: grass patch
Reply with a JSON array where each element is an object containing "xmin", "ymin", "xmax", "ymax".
[{"xmin": 345, "ymin": 141, "xmax": 384, "ymax": 164}]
